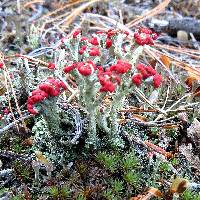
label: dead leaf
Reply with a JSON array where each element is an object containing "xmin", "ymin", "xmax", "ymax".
[
  {"xmin": 170, "ymin": 177, "xmax": 189, "ymax": 194},
  {"xmin": 117, "ymin": 118, "xmax": 128, "ymax": 124},
  {"xmin": 160, "ymin": 55, "xmax": 171, "ymax": 69},
  {"xmin": 149, "ymin": 58, "xmax": 157, "ymax": 68},
  {"xmin": 185, "ymin": 76, "xmax": 196, "ymax": 89},
  {"xmin": 22, "ymin": 138, "xmax": 33, "ymax": 147},
  {"xmin": 146, "ymin": 187, "xmax": 162, "ymax": 198},
  {"xmin": 194, "ymin": 86, "xmax": 200, "ymax": 97},
  {"xmin": 185, "ymin": 73, "xmax": 200, "ymax": 96},
  {"xmin": 163, "ymin": 124, "xmax": 179, "ymax": 129},
  {"xmin": 130, "ymin": 195, "xmax": 143, "ymax": 200},
  {"xmin": 131, "ymin": 114, "xmax": 148, "ymax": 122},
  {"xmin": 35, "ymin": 151, "xmax": 49, "ymax": 165}
]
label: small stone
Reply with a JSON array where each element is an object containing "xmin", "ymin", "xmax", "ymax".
[{"xmin": 177, "ymin": 30, "xmax": 188, "ymax": 41}]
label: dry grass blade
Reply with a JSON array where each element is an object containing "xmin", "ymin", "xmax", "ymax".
[
  {"xmin": 126, "ymin": 0, "xmax": 171, "ymax": 28},
  {"xmin": 39, "ymin": 0, "xmax": 88, "ymax": 22},
  {"xmin": 149, "ymin": 47, "xmax": 200, "ymax": 80},
  {"xmin": 120, "ymin": 108, "xmax": 159, "ymax": 113},
  {"xmin": 144, "ymin": 46, "xmax": 178, "ymax": 82},
  {"xmin": 3, "ymin": 68, "xmax": 28, "ymax": 133},
  {"xmin": 61, "ymin": 0, "xmax": 104, "ymax": 28},
  {"xmin": 23, "ymin": 0, "xmax": 44, "ymax": 8},
  {"xmin": 0, "ymin": 53, "xmax": 19, "ymax": 131},
  {"xmin": 173, "ymin": 62, "xmax": 200, "ymax": 80},
  {"xmin": 81, "ymin": 13, "xmax": 133, "ymax": 33},
  {"xmin": 154, "ymin": 43, "xmax": 200, "ymax": 60}
]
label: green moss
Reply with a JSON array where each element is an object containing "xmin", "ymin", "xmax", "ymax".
[
  {"xmin": 160, "ymin": 162, "xmax": 171, "ymax": 173},
  {"xmin": 181, "ymin": 190, "xmax": 200, "ymax": 200},
  {"xmin": 110, "ymin": 179, "xmax": 124, "ymax": 195},
  {"xmin": 76, "ymin": 194, "xmax": 86, "ymax": 200},
  {"xmin": 122, "ymin": 151, "xmax": 138, "ymax": 171},
  {"xmin": 95, "ymin": 151, "xmax": 121, "ymax": 173},
  {"xmin": 123, "ymin": 170, "xmax": 140, "ymax": 186},
  {"xmin": 102, "ymin": 189, "xmax": 118, "ymax": 200},
  {"xmin": 47, "ymin": 186, "xmax": 59, "ymax": 200},
  {"xmin": 10, "ymin": 195, "xmax": 25, "ymax": 200},
  {"xmin": 13, "ymin": 160, "xmax": 32, "ymax": 183}
]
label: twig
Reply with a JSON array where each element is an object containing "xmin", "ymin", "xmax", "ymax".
[
  {"xmin": 0, "ymin": 55, "xmax": 19, "ymax": 132},
  {"xmin": 166, "ymin": 93, "xmax": 192, "ymax": 112},
  {"xmin": 56, "ymin": 74, "xmax": 76, "ymax": 94},
  {"xmin": 67, "ymin": 89, "xmax": 79, "ymax": 103},
  {"xmin": 23, "ymin": 0, "xmax": 44, "ymax": 8},
  {"xmin": 0, "ymin": 150, "xmax": 32, "ymax": 164},
  {"xmin": 162, "ymin": 81, "xmax": 171, "ymax": 110},
  {"xmin": 190, "ymin": 33, "xmax": 200, "ymax": 50},
  {"xmin": 39, "ymin": 0, "xmax": 88, "ymax": 21},
  {"xmin": 3, "ymin": 65, "xmax": 28, "ymax": 132},
  {"xmin": 133, "ymin": 87, "xmax": 166, "ymax": 115},
  {"xmin": 119, "ymin": 118, "xmax": 179, "ymax": 127},
  {"xmin": 122, "ymin": 132, "xmax": 178, "ymax": 174},
  {"xmin": 126, "ymin": 0, "xmax": 171, "ymax": 28},
  {"xmin": 0, "ymin": 115, "xmax": 33, "ymax": 135},
  {"xmin": 120, "ymin": 108, "xmax": 159, "ymax": 113},
  {"xmin": 17, "ymin": 0, "xmax": 21, "ymax": 14},
  {"xmin": 83, "ymin": 13, "xmax": 133, "ymax": 34}
]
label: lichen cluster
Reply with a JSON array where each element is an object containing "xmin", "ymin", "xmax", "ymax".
[{"xmin": 27, "ymin": 28, "xmax": 162, "ymax": 164}]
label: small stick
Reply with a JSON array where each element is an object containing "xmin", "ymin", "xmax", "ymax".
[{"xmin": 0, "ymin": 115, "xmax": 33, "ymax": 135}]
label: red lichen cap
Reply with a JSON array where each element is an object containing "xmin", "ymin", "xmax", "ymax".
[
  {"xmin": 29, "ymin": 95, "xmax": 45, "ymax": 105},
  {"xmin": 27, "ymin": 104, "xmax": 38, "ymax": 115},
  {"xmin": 89, "ymin": 37, "xmax": 99, "ymax": 46},
  {"xmin": 139, "ymin": 27, "xmax": 152, "ymax": 34},
  {"xmin": 0, "ymin": 63, "xmax": 3, "ymax": 69},
  {"xmin": 79, "ymin": 45, "xmax": 87, "ymax": 55},
  {"xmin": 136, "ymin": 63, "xmax": 155, "ymax": 79},
  {"xmin": 39, "ymin": 84, "xmax": 53, "ymax": 94},
  {"xmin": 112, "ymin": 60, "xmax": 132, "ymax": 74},
  {"xmin": 107, "ymin": 29, "xmax": 117, "ymax": 38},
  {"xmin": 31, "ymin": 89, "xmax": 48, "ymax": 98},
  {"xmin": 134, "ymin": 27, "xmax": 158, "ymax": 46},
  {"xmin": 80, "ymin": 37, "xmax": 88, "ymax": 42},
  {"xmin": 48, "ymin": 87, "xmax": 60, "ymax": 97},
  {"xmin": 63, "ymin": 64, "xmax": 76, "ymax": 73},
  {"xmin": 77, "ymin": 62, "xmax": 93, "ymax": 76},
  {"xmin": 132, "ymin": 74, "xmax": 143, "ymax": 86},
  {"xmin": 134, "ymin": 32, "xmax": 153, "ymax": 46},
  {"xmin": 27, "ymin": 78, "xmax": 67, "ymax": 115},
  {"xmin": 47, "ymin": 63, "xmax": 56, "ymax": 70},
  {"xmin": 136, "ymin": 63, "xmax": 145, "ymax": 71},
  {"xmin": 106, "ymin": 38, "xmax": 112, "ymax": 49},
  {"xmin": 89, "ymin": 47, "xmax": 100, "ymax": 56},
  {"xmin": 153, "ymin": 74, "xmax": 162, "ymax": 88},
  {"xmin": 99, "ymin": 81, "xmax": 116, "ymax": 93},
  {"xmin": 3, "ymin": 108, "xmax": 9, "ymax": 115},
  {"xmin": 145, "ymin": 66, "xmax": 157, "ymax": 76},
  {"xmin": 72, "ymin": 29, "xmax": 81, "ymax": 38}
]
